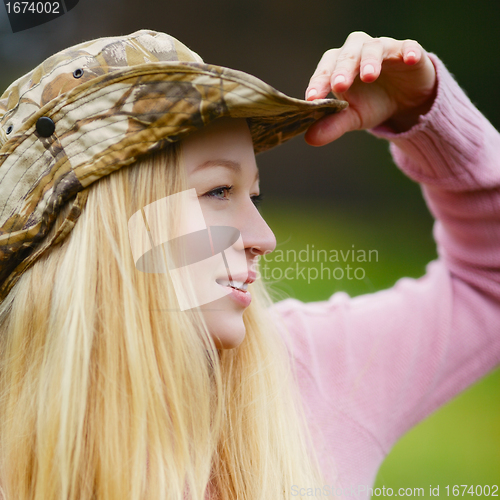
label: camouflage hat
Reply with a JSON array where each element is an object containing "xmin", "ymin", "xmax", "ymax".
[{"xmin": 0, "ymin": 29, "xmax": 347, "ymax": 303}]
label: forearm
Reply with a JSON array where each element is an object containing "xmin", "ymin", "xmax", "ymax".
[
  {"xmin": 273, "ymin": 49, "xmax": 500, "ymax": 469},
  {"xmin": 370, "ymin": 53, "xmax": 500, "ymax": 296}
]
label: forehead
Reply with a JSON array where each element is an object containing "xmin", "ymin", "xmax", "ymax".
[{"xmin": 180, "ymin": 118, "xmax": 257, "ymax": 175}]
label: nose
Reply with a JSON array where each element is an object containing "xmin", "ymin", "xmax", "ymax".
[{"xmin": 238, "ymin": 201, "xmax": 276, "ymax": 261}]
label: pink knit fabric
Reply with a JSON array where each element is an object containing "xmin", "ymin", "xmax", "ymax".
[{"xmin": 270, "ymin": 53, "xmax": 500, "ymax": 497}]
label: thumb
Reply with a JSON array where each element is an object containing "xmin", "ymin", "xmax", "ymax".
[{"xmin": 304, "ymin": 109, "xmax": 359, "ymax": 146}]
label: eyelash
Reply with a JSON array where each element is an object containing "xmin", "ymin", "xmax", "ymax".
[
  {"xmin": 203, "ymin": 185, "xmax": 263, "ymax": 208},
  {"xmin": 205, "ymin": 185, "xmax": 234, "ymax": 200},
  {"xmin": 251, "ymin": 194, "xmax": 263, "ymax": 208}
]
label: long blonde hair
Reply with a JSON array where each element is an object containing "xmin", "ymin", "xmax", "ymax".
[{"xmin": 0, "ymin": 141, "xmax": 329, "ymax": 500}]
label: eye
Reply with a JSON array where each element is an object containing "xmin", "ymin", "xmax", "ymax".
[
  {"xmin": 203, "ymin": 185, "xmax": 233, "ymax": 201},
  {"xmin": 251, "ymin": 194, "xmax": 263, "ymax": 209}
]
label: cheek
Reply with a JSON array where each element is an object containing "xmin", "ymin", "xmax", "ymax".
[{"xmin": 199, "ymin": 202, "xmax": 239, "ymax": 228}]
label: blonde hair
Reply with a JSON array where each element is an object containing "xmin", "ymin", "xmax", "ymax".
[{"xmin": 0, "ymin": 141, "xmax": 330, "ymax": 500}]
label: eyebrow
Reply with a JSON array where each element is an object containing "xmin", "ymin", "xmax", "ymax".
[
  {"xmin": 195, "ymin": 159, "xmax": 241, "ymax": 173},
  {"xmin": 195, "ymin": 159, "xmax": 259, "ymax": 181}
]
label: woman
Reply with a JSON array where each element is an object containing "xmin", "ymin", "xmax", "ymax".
[{"xmin": 0, "ymin": 29, "xmax": 497, "ymax": 500}]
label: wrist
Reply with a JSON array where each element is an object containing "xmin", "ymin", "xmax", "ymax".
[
  {"xmin": 382, "ymin": 54, "xmax": 438, "ymax": 133},
  {"xmin": 383, "ymin": 85, "xmax": 438, "ymax": 133}
]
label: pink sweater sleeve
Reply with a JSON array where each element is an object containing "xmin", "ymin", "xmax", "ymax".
[{"xmin": 270, "ymin": 53, "xmax": 500, "ymax": 486}]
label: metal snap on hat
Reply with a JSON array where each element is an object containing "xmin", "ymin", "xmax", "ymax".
[{"xmin": 0, "ymin": 29, "xmax": 348, "ymax": 303}]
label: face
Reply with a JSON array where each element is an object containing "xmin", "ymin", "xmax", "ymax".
[{"xmin": 181, "ymin": 117, "xmax": 276, "ymax": 349}]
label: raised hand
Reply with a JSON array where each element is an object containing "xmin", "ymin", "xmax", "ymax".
[{"xmin": 304, "ymin": 31, "xmax": 437, "ymax": 146}]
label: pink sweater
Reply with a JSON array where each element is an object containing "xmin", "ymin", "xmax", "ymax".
[{"xmin": 271, "ymin": 53, "xmax": 500, "ymax": 497}]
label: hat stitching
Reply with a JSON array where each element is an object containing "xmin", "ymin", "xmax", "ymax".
[
  {"xmin": 2, "ymin": 64, "xmax": 337, "ymax": 162},
  {"xmin": 52, "ymin": 82, "xmax": 217, "ymax": 126},
  {"xmin": 0, "ymin": 79, "xmax": 196, "ymax": 209},
  {"xmin": 0, "ymin": 129, "xmax": 66, "ymax": 232},
  {"xmin": 1, "ymin": 63, "xmax": 342, "ymax": 167},
  {"xmin": 1, "ymin": 132, "xmax": 174, "ymax": 251},
  {"xmin": 0, "ymin": 54, "xmax": 98, "ymax": 125},
  {"xmin": 2, "ymin": 172, "xmax": 62, "ymax": 250},
  {"xmin": 0, "ymin": 102, "xmax": 195, "ymax": 229},
  {"xmin": 0, "ymin": 145, "xmax": 55, "ymax": 225},
  {"xmin": 0, "ymin": 134, "xmax": 38, "ymax": 188},
  {"xmin": 0, "ymin": 29, "xmax": 170, "ymax": 123},
  {"xmin": 0, "ymin": 67, "xmax": 235, "ymax": 149},
  {"xmin": 8, "ymin": 62, "xmax": 334, "ymax": 131},
  {"xmin": 0, "ymin": 128, "xmax": 56, "ymax": 196},
  {"xmin": 59, "ymin": 112, "xmax": 187, "ymax": 156},
  {"xmin": 0, "ymin": 120, "xmax": 183, "ymax": 246},
  {"xmin": 0, "ymin": 28, "xmax": 190, "ymax": 126}
]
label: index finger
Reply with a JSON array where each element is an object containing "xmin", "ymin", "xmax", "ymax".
[
  {"xmin": 306, "ymin": 48, "xmax": 339, "ymax": 100},
  {"xmin": 306, "ymin": 31, "xmax": 373, "ymax": 100}
]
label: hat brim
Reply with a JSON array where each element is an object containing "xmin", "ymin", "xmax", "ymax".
[{"xmin": 0, "ymin": 60, "xmax": 347, "ymax": 301}]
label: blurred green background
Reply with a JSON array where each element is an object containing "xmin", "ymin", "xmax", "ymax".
[
  {"xmin": 260, "ymin": 195, "xmax": 500, "ymax": 496},
  {"xmin": 1, "ymin": 0, "xmax": 498, "ymax": 493}
]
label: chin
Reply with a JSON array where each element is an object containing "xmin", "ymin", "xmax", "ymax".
[
  {"xmin": 201, "ymin": 296, "xmax": 247, "ymax": 349},
  {"xmin": 210, "ymin": 315, "xmax": 246, "ymax": 349}
]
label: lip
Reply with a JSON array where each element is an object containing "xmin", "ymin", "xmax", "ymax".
[
  {"xmin": 227, "ymin": 285, "xmax": 252, "ymax": 308},
  {"xmin": 215, "ymin": 269, "xmax": 255, "ymax": 308},
  {"xmin": 231, "ymin": 270, "xmax": 256, "ymax": 285},
  {"xmin": 215, "ymin": 280, "xmax": 252, "ymax": 308}
]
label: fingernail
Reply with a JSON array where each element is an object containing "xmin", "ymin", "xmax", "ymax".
[
  {"xmin": 333, "ymin": 75, "xmax": 346, "ymax": 86},
  {"xmin": 407, "ymin": 51, "xmax": 416, "ymax": 59},
  {"xmin": 306, "ymin": 88, "xmax": 318, "ymax": 100},
  {"xmin": 363, "ymin": 64, "xmax": 375, "ymax": 76}
]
